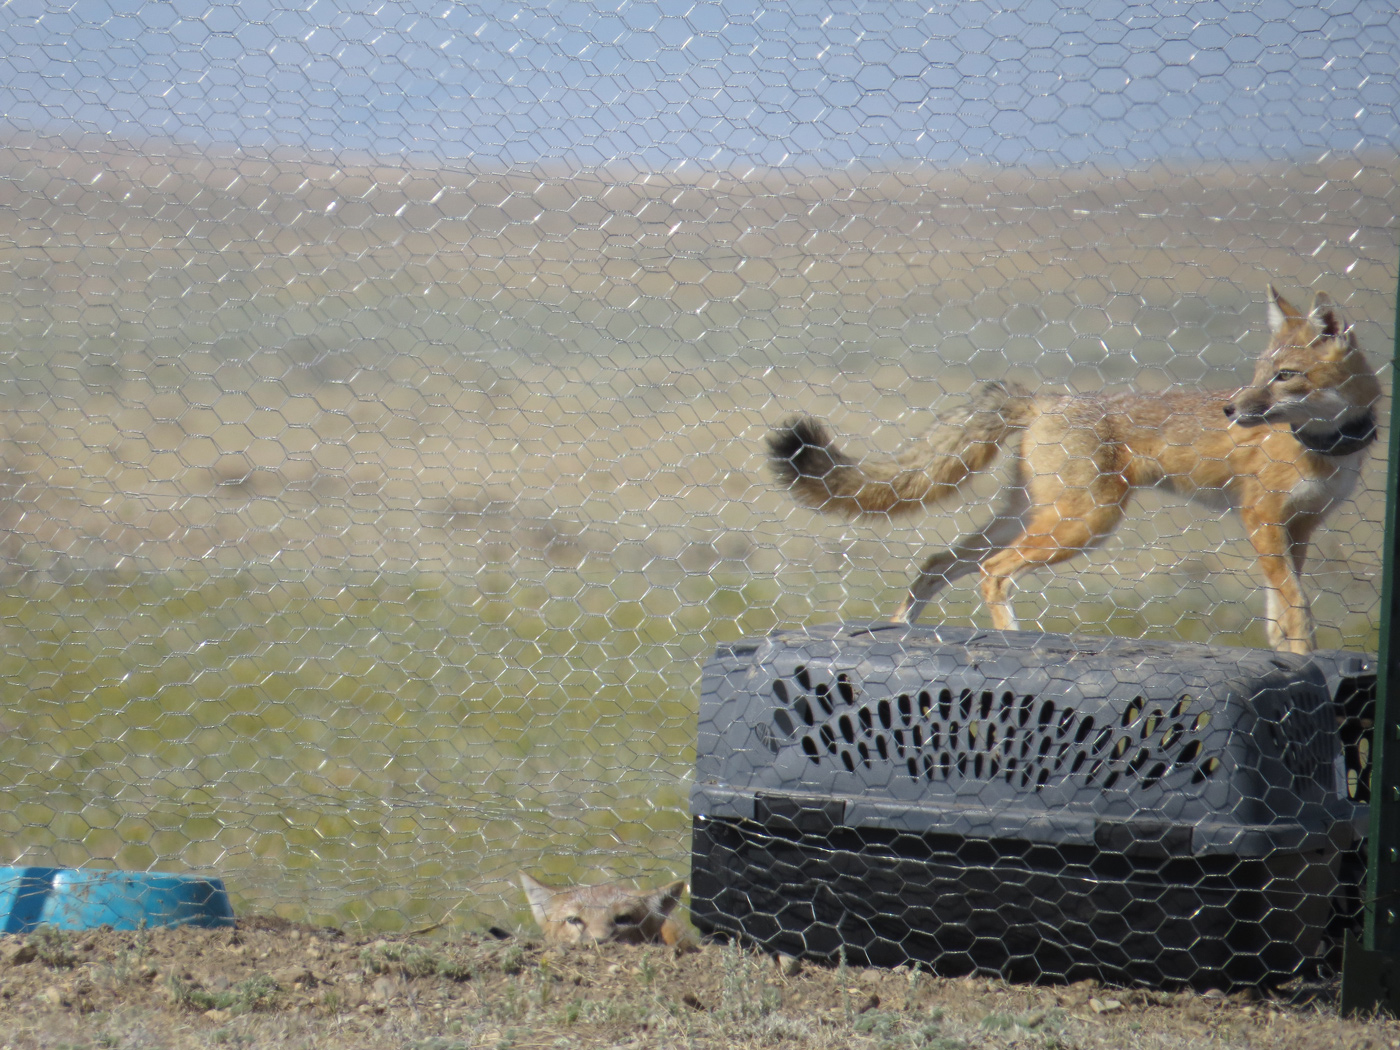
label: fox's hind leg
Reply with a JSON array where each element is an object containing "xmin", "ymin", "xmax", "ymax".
[
  {"xmin": 976, "ymin": 479, "xmax": 1129, "ymax": 632},
  {"xmin": 893, "ymin": 482, "xmax": 1031, "ymax": 624}
]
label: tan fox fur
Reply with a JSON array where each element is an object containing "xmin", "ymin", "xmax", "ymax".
[
  {"xmin": 768, "ymin": 287, "xmax": 1380, "ymax": 654},
  {"xmin": 518, "ymin": 872, "xmax": 689, "ymax": 946}
]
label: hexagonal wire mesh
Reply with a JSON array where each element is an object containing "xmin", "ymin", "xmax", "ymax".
[{"xmin": 0, "ymin": 0, "xmax": 1395, "ymax": 981}]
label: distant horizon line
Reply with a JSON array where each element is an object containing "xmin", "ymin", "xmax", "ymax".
[{"xmin": 2, "ymin": 122, "xmax": 1394, "ymax": 181}]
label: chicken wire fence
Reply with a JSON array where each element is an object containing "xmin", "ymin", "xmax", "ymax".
[{"xmin": 0, "ymin": 0, "xmax": 1396, "ymax": 971}]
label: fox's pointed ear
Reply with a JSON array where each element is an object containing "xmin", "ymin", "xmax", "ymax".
[
  {"xmin": 647, "ymin": 880, "xmax": 687, "ymax": 916},
  {"xmin": 1267, "ymin": 284, "xmax": 1299, "ymax": 334},
  {"xmin": 518, "ymin": 873, "xmax": 554, "ymax": 924},
  {"xmin": 1309, "ymin": 291, "xmax": 1343, "ymax": 339}
]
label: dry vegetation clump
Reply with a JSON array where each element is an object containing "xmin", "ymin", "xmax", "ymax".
[{"xmin": 0, "ymin": 918, "xmax": 1395, "ymax": 1049}]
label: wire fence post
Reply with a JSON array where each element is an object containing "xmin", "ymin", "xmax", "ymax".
[{"xmin": 1343, "ymin": 247, "xmax": 1400, "ymax": 1016}]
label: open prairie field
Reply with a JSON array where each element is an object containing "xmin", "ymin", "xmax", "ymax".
[
  {"xmin": 0, "ymin": 919, "xmax": 1398, "ymax": 1050},
  {"xmin": 0, "ymin": 135, "xmax": 1395, "ymax": 933}
]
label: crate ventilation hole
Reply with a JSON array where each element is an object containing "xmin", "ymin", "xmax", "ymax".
[{"xmin": 770, "ymin": 667, "xmax": 1219, "ymax": 791}]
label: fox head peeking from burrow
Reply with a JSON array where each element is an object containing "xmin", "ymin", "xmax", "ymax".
[
  {"xmin": 1223, "ymin": 286, "xmax": 1381, "ymax": 448},
  {"xmin": 518, "ymin": 872, "xmax": 688, "ymax": 946}
]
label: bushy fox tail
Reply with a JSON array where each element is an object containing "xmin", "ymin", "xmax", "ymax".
[{"xmin": 767, "ymin": 381, "xmax": 1036, "ymax": 517}]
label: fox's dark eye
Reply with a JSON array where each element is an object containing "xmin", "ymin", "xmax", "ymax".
[
  {"xmin": 1273, "ymin": 369, "xmax": 1304, "ymax": 382},
  {"xmin": 566, "ymin": 916, "xmax": 586, "ymax": 927}
]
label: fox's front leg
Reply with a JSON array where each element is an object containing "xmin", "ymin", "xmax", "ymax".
[
  {"xmin": 1243, "ymin": 518, "xmax": 1316, "ymax": 654},
  {"xmin": 1259, "ymin": 576, "xmax": 1316, "ymax": 654},
  {"xmin": 1262, "ymin": 587, "xmax": 1315, "ymax": 654}
]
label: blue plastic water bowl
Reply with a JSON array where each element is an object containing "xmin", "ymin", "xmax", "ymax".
[{"xmin": 0, "ymin": 867, "xmax": 235, "ymax": 933}]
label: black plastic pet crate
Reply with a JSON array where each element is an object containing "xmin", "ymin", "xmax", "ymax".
[{"xmin": 690, "ymin": 623, "xmax": 1371, "ymax": 988}]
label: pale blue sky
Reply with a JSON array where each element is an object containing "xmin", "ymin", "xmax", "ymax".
[{"xmin": 0, "ymin": 0, "xmax": 1395, "ymax": 166}]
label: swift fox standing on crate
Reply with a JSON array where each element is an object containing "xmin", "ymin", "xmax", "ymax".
[{"xmin": 768, "ymin": 287, "xmax": 1380, "ymax": 654}]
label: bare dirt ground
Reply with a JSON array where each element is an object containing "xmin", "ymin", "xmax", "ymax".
[{"xmin": 0, "ymin": 917, "xmax": 1396, "ymax": 1050}]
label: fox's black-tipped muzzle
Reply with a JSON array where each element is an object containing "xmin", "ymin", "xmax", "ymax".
[{"xmin": 1223, "ymin": 401, "xmax": 1268, "ymax": 427}]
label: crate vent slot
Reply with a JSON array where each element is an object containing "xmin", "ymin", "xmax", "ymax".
[{"xmin": 774, "ymin": 669, "xmax": 1218, "ymax": 792}]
